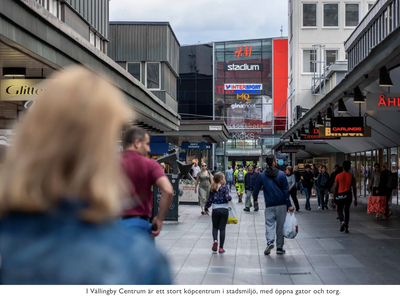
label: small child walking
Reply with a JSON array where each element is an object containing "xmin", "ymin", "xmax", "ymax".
[{"xmin": 205, "ymin": 172, "xmax": 232, "ymax": 253}]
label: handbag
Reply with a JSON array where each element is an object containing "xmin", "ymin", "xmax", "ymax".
[
  {"xmin": 283, "ymin": 212, "xmax": 298, "ymax": 239},
  {"xmin": 227, "ymin": 201, "xmax": 238, "ymax": 224}
]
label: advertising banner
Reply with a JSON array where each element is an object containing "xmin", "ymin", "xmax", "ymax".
[{"xmin": 319, "ymin": 126, "xmax": 371, "ymax": 137}]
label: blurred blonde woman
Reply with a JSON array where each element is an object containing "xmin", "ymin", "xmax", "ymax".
[{"xmin": 0, "ymin": 66, "xmax": 170, "ymax": 284}]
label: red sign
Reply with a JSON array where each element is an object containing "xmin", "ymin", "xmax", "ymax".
[
  {"xmin": 378, "ymin": 94, "xmax": 400, "ymax": 107},
  {"xmin": 234, "ymin": 46, "xmax": 253, "ymax": 58},
  {"xmin": 366, "ymin": 93, "xmax": 400, "ymax": 110},
  {"xmin": 300, "ymin": 128, "xmax": 340, "ymax": 140}
]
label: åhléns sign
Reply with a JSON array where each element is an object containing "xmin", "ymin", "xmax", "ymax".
[{"xmin": 366, "ymin": 94, "xmax": 400, "ymax": 110}]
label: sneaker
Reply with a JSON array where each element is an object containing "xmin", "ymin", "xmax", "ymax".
[
  {"xmin": 212, "ymin": 240, "xmax": 218, "ymax": 252},
  {"xmin": 243, "ymin": 207, "xmax": 250, "ymax": 212},
  {"xmin": 264, "ymin": 243, "xmax": 274, "ymax": 255},
  {"xmin": 276, "ymin": 248, "xmax": 286, "ymax": 254},
  {"xmin": 340, "ymin": 221, "xmax": 346, "ymax": 232},
  {"xmin": 318, "ymin": 206, "xmax": 322, "ymax": 210},
  {"xmin": 344, "ymin": 228, "xmax": 349, "ymax": 233},
  {"xmin": 254, "ymin": 203, "xmax": 259, "ymax": 211},
  {"xmin": 218, "ymin": 248, "xmax": 225, "ymax": 254}
]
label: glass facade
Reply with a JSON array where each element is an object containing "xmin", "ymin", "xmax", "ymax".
[{"xmin": 214, "ymin": 39, "xmax": 279, "ymax": 171}]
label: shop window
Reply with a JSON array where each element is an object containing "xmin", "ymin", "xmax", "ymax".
[
  {"xmin": 303, "ymin": 3, "xmax": 317, "ymax": 27},
  {"xmin": 303, "ymin": 50, "xmax": 317, "ymax": 73},
  {"xmin": 127, "ymin": 62, "xmax": 141, "ymax": 81},
  {"xmin": 146, "ymin": 62, "xmax": 161, "ymax": 90},
  {"xmin": 324, "ymin": 3, "xmax": 339, "ymax": 27},
  {"xmin": 325, "ymin": 50, "xmax": 338, "ymax": 66},
  {"xmin": 345, "ymin": 3, "xmax": 359, "ymax": 27}
]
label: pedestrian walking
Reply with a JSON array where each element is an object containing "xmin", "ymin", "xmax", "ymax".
[
  {"xmin": 317, "ymin": 165, "xmax": 330, "ymax": 210},
  {"xmin": 211, "ymin": 166, "xmax": 218, "ymax": 176},
  {"xmin": 302, "ymin": 165, "xmax": 314, "ymax": 210},
  {"xmin": 244, "ymin": 166, "xmax": 259, "ymax": 212},
  {"xmin": 253, "ymin": 155, "xmax": 295, "ymax": 255},
  {"xmin": 0, "ymin": 66, "xmax": 171, "ymax": 284},
  {"xmin": 233, "ymin": 164, "xmax": 247, "ymax": 203},
  {"xmin": 311, "ymin": 164, "xmax": 318, "ymax": 196},
  {"xmin": 120, "ymin": 127, "xmax": 173, "ymax": 238},
  {"xmin": 333, "ymin": 161, "xmax": 358, "ymax": 233},
  {"xmin": 204, "ymin": 172, "xmax": 232, "ymax": 254},
  {"xmin": 286, "ymin": 166, "xmax": 299, "ymax": 211},
  {"xmin": 195, "ymin": 163, "xmax": 212, "ymax": 215},
  {"xmin": 369, "ymin": 163, "xmax": 382, "ymax": 218},
  {"xmin": 293, "ymin": 165, "xmax": 303, "ymax": 197},
  {"xmin": 380, "ymin": 163, "xmax": 394, "ymax": 220},
  {"xmin": 225, "ymin": 166, "xmax": 234, "ymax": 192},
  {"xmin": 192, "ymin": 161, "xmax": 201, "ymax": 178}
]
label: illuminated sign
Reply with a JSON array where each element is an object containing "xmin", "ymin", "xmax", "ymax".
[
  {"xmin": 319, "ymin": 126, "xmax": 371, "ymax": 137},
  {"xmin": 1, "ymin": 79, "xmax": 48, "ymax": 101},
  {"xmin": 366, "ymin": 94, "xmax": 400, "ymax": 110},
  {"xmin": 236, "ymin": 94, "xmax": 250, "ymax": 101},
  {"xmin": 300, "ymin": 127, "xmax": 340, "ymax": 140},
  {"xmin": 230, "ymin": 103, "xmax": 256, "ymax": 110},
  {"xmin": 225, "ymin": 84, "xmax": 262, "ymax": 90},
  {"xmin": 234, "ymin": 46, "xmax": 253, "ymax": 58},
  {"xmin": 223, "ymin": 63, "xmax": 263, "ymax": 71},
  {"xmin": 231, "ymin": 132, "xmax": 255, "ymax": 139},
  {"xmin": 330, "ymin": 117, "xmax": 364, "ymax": 133}
]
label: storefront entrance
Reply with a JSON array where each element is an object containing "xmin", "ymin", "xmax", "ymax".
[{"xmin": 228, "ymin": 157, "xmax": 260, "ymax": 169}]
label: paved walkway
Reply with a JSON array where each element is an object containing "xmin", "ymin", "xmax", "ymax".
[{"xmin": 156, "ymin": 192, "xmax": 400, "ymax": 285}]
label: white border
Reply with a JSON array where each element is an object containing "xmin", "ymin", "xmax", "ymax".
[
  {"xmin": 322, "ymin": 2, "xmax": 340, "ymax": 29},
  {"xmin": 344, "ymin": 2, "xmax": 361, "ymax": 29},
  {"xmin": 301, "ymin": 2, "xmax": 318, "ymax": 29}
]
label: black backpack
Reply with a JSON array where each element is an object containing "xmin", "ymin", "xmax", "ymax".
[{"xmin": 237, "ymin": 169, "xmax": 245, "ymax": 183}]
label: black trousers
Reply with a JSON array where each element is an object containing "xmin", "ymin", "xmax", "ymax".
[
  {"xmin": 289, "ymin": 187, "xmax": 299, "ymax": 211},
  {"xmin": 335, "ymin": 198, "xmax": 352, "ymax": 227},
  {"xmin": 212, "ymin": 208, "xmax": 229, "ymax": 248}
]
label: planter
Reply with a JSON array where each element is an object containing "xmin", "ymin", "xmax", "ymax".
[{"xmin": 179, "ymin": 184, "xmax": 198, "ymax": 204}]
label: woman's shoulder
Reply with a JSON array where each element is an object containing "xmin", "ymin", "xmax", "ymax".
[{"xmin": 218, "ymin": 185, "xmax": 229, "ymax": 192}]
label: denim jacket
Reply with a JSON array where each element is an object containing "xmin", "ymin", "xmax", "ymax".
[{"xmin": 0, "ymin": 200, "xmax": 171, "ymax": 284}]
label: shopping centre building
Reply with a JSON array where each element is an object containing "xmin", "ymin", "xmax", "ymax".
[
  {"xmin": 0, "ymin": 0, "xmax": 180, "ymax": 160},
  {"xmin": 281, "ymin": 0, "xmax": 400, "ymax": 205}
]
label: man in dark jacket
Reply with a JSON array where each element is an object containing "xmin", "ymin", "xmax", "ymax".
[
  {"xmin": 302, "ymin": 165, "xmax": 314, "ymax": 210},
  {"xmin": 317, "ymin": 165, "xmax": 330, "ymax": 210},
  {"xmin": 244, "ymin": 166, "xmax": 259, "ymax": 212},
  {"xmin": 253, "ymin": 155, "xmax": 294, "ymax": 255}
]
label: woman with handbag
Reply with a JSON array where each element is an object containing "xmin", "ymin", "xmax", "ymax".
[
  {"xmin": 333, "ymin": 161, "xmax": 358, "ymax": 233},
  {"xmin": 369, "ymin": 163, "xmax": 382, "ymax": 218},
  {"xmin": 204, "ymin": 172, "xmax": 232, "ymax": 254}
]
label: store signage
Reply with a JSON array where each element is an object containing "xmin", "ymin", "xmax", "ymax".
[
  {"xmin": 209, "ymin": 125, "xmax": 222, "ymax": 131},
  {"xmin": 215, "ymin": 85, "xmax": 261, "ymax": 94},
  {"xmin": 236, "ymin": 94, "xmax": 250, "ymax": 100},
  {"xmin": 234, "ymin": 46, "xmax": 253, "ymax": 58},
  {"xmin": 281, "ymin": 145, "xmax": 306, "ymax": 150},
  {"xmin": 231, "ymin": 132, "xmax": 255, "ymax": 139},
  {"xmin": 181, "ymin": 142, "xmax": 211, "ymax": 150},
  {"xmin": 223, "ymin": 63, "xmax": 263, "ymax": 71},
  {"xmin": 300, "ymin": 127, "xmax": 340, "ymax": 140},
  {"xmin": 330, "ymin": 117, "xmax": 364, "ymax": 134},
  {"xmin": 224, "ymin": 84, "xmax": 262, "ymax": 91},
  {"xmin": 230, "ymin": 103, "xmax": 256, "ymax": 110},
  {"xmin": 1, "ymin": 79, "xmax": 47, "ymax": 101},
  {"xmin": 366, "ymin": 94, "xmax": 400, "ymax": 110},
  {"xmin": 319, "ymin": 126, "xmax": 371, "ymax": 137}
]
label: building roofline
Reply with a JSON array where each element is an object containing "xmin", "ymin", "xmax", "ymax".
[{"xmin": 109, "ymin": 21, "xmax": 181, "ymax": 46}]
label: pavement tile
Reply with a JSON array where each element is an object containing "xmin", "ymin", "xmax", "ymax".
[{"xmin": 201, "ymin": 274, "xmax": 233, "ymax": 285}]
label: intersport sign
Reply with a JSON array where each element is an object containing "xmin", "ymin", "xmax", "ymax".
[{"xmin": 223, "ymin": 63, "xmax": 263, "ymax": 71}]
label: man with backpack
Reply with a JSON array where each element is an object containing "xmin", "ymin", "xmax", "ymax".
[
  {"xmin": 317, "ymin": 165, "xmax": 330, "ymax": 210},
  {"xmin": 234, "ymin": 164, "xmax": 247, "ymax": 203}
]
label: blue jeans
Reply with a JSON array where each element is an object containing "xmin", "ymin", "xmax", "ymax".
[
  {"xmin": 297, "ymin": 182, "xmax": 304, "ymax": 195},
  {"xmin": 119, "ymin": 217, "xmax": 152, "ymax": 238},
  {"xmin": 317, "ymin": 188, "xmax": 321, "ymax": 207},
  {"xmin": 304, "ymin": 187, "xmax": 311, "ymax": 209},
  {"xmin": 226, "ymin": 181, "xmax": 233, "ymax": 191}
]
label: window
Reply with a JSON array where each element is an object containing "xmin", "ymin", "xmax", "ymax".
[
  {"xmin": 127, "ymin": 62, "xmax": 141, "ymax": 81},
  {"xmin": 89, "ymin": 31, "xmax": 95, "ymax": 46},
  {"xmin": 303, "ymin": 3, "xmax": 317, "ymax": 27},
  {"xmin": 95, "ymin": 36, "xmax": 101, "ymax": 50},
  {"xmin": 303, "ymin": 50, "xmax": 317, "ymax": 73},
  {"xmin": 368, "ymin": 3, "xmax": 375, "ymax": 10},
  {"xmin": 345, "ymin": 3, "xmax": 359, "ymax": 27},
  {"xmin": 49, "ymin": 0, "xmax": 58, "ymax": 17},
  {"xmin": 324, "ymin": 3, "xmax": 339, "ymax": 27},
  {"xmin": 325, "ymin": 50, "xmax": 338, "ymax": 66},
  {"xmin": 146, "ymin": 62, "xmax": 160, "ymax": 89}
]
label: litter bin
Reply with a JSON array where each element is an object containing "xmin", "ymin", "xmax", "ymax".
[{"xmin": 152, "ymin": 174, "xmax": 179, "ymax": 221}]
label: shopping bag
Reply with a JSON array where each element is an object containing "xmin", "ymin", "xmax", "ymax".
[
  {"xmin": 283, "ymin": 212, "xmax": 298, "ymax": 239},
  {"xmin": 227, "ymin": 201, "xmax": 238, "ymax": 224},
  {"xmin": 367, "ymin": 196, "xmax": 386, "ymax": 213}
]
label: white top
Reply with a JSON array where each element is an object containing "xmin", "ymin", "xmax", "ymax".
[{"xmin": 192, "ymin": 166, "xmax": 201, "ymax": 178}]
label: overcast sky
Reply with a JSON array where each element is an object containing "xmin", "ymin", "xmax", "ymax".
[{"xmin": 109, "ymin": 0, "xmax": 288, "ymax": 45}]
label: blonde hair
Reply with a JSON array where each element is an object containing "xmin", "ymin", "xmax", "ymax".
[
  {"xmin": 210, "ymin": 172, "xmax": 224, "ymax": 193},
  {"xmin": 0, "ymin": 66, "xmax": 131, "ymax": 223}
]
